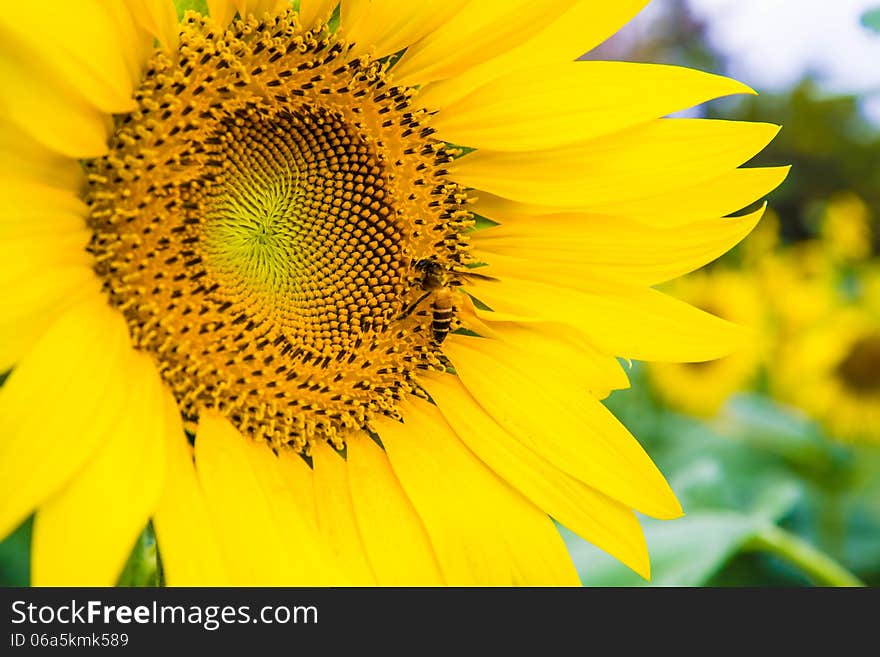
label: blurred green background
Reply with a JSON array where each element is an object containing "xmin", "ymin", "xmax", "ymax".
[{"xmin": 2, "ymin": 0, "xmax": 879, "ymax": 587}]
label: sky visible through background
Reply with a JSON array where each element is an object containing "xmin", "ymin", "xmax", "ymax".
[{"xmin": 628, "ymin": 0, "xmax": 880, "ymax": 121}]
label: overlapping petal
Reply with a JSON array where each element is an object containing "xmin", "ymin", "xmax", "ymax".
[
  {"xmin": 422, "ymin": 372, "xmax": 651, "ymax": 578},
  {"xmin": 454, "ymin": 119, "xmax": 780, "ymax": 209},
  {"xmin": 0, "ymin": 295, "xmax": 134, "ymax": 542},
  {"xmin": 472, "ymin": 204, "xmax": 766, "ymax": 286},
  {"xmin": 391, "ymin": 0, "xmax": 577, "ymax": 87},
  {"xmin": 194, "ymin": 413, "xmax": 346, "ymax": 585},
  {"xmin": 376, "ymin": 397, "xmax": 580, "ymax": 586},
  {"xmin": 311, "ymin": 440, "xmax": 378, "ymax": 585},
  {"xmin": 441, "ymin": 334, "xmax": 682, "ymax": 519},
  {"xmin": 31, "ymin": 350, "xmax": 166, "ymax": 586},
  {"xmin": 467, "ymin": 274, "xmax": 749, "ymax": 362},
  {"xmin": 418, "ymin": 0, "xmax": 650, "ymax": 107},
  {"xmin": 151, "ymin": 390, "xmax": 231, "ymax": 586},
  {"xmin": 472, "ymin": 166, "xmax": 790, "ymax": 227},
  {"xmin": 341, "ymin": 0, "xmax": 468, "ymax": 61},
  {"xmin": 433, "ymin": 62, "xmax": 753, "ymax": 152},
  {"xmin": 346, "ymin": 437, "xmax": 445, "ymax": 585}
]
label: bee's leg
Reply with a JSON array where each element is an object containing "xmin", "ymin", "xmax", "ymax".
[{"xmin": 398, "ymin": 292, "xmax": 431, "ymax": 320}]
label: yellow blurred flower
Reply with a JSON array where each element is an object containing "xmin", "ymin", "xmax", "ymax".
[
  {"xmin": 860, "ymin": 264, "xmax": 880, "ymax": 306},
  {"xmin": 820, "ymin": 192, "xmax": 874, "ymax": 263},
  {"xmin": 647, "ymin": 269, "xmax": 764, "ymax": 417},
  {"xmin": 756, "ymin": 242, "xmax": 838, "ymax": 338},
  {"xmin": 773, "ymin": 307, "xmax": 880, "ymax": 443},
  {"xmin": 742, "ymin": 205, "xmax": 781, "ymax": 266}
]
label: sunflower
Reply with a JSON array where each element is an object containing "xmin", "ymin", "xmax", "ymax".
[
  {"xmin": 773, "ymin": 307, "xmax": 880, "ymax": 444},
  {"xmin": 0, "ymin": 0, "xmax": 786, "ymax": 586},
  {"xmin": 646, "ymin": 269, "xmax": 764, "ymax": 418},
  {"xmin": 757, "ymin": 242, "xmax": 838, "ymax": 340},
  {"xmin": 819, "ymin": 192, "xmax": 874, "ymax": 264}
]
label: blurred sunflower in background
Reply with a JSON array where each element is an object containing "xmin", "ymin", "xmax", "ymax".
[
  {"xmin": 756, "ymin": 240, "xmax": 839, "ymax": 340},
  {"xmin": 819, "ymin": 192, "xmax": 874, "ymax": 265},
  {"xmin": 754, "ymin": 187, "xmax": 878, "ymax": 444},
  {"xmin": 647, "ymin": 269, "xmax": 764, "ymax": 418},
  {"xmin": 0, "ymin": 0, "xmax": 786, "ymax": 586},
  {"xmin": 773, "ymin": 306, "xmax": 880, "ymax": 444}
]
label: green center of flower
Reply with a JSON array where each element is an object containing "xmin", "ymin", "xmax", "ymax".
[
  {"xmin": 82, "ymin": 9, "xmax": 473, "ymax": 451},
  {"xmin": 199, "ymin": 107, "xmax": 404, "ymax": 349},
  {"xmin": 836, "ymin": 333, "xmax": 880, "ymax": 394}
]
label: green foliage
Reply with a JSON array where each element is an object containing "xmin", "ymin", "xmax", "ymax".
[
  {"xmin": 565, "ymin": 366, "xmax": 880, "ymax": 586},
  {"xmin": 117, "ymin": 524, "xmax": 162, "ymax": 587},
  {"xmin": 567, "ymin": 513, "xmax": 772, "ymax": 587},
  {"xmin": 861, "ymin": 7, "xmax": 880, "ymax": 32},
  {"xmin": 0, "ymin": 518, "xmax": 31, "ymax": 587},
  {"xmin": 174, "ymin": 0, "xmax": 208, "ymax": 19}
]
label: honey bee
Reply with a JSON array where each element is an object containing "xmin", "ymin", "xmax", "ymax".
[{"xmin": 399, "ymin": 258, "xmax": 496, "ymax": 344}]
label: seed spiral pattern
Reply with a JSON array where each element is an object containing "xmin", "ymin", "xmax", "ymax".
[{"xmin": 83, "ymin": 9, "xmax": 474, "ymax": 451}]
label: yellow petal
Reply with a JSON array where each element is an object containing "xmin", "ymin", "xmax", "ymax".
[
  {"xmin": 151, "ymin": 390, "xmax": 231, "ymax": 586},
  {"xmin": 419, "ymin": 1, "xmax": 649, "ymax": 107},
  {"xmin": 206, "ymin": 0, "xmax": 237, "ymax": 27},
  {"xmin": 101, "ymin": 2, "xmax": 156, "ymax": 84},
  {"xmin": 472, "ymin": 204, "xmax": 766, "ymax": 286},
  {"xmin": 391, "ymin": 0, "xmax": 577, "ymax": 87},
  {"xmin": 453, "ymin": 119, "xmax": 781, "ymax": 209},
  {"xmin": 247, "ymin": 436, "xmax": 349, "ymax": 583},
  {"xmin": 311, "ymin": 440, "xmax": 378, "ymax": 585},
  {"xmin": 128, "ymin": 0, "xmax": 180, "ymax": 51},
  {"xmin": 346, "ymin": 436, "xmax": 445, "ymax": 585},
  {"xmin": 0, "ymin": 47, "xmax": 112, "ymax": 158},
  {"xmin": 422, "ymin": 371, "xmax": 650, "ymax": 578},
  {"xmin": 472, "ymin": 165, "xmax": 790, "ymax": 227},
  {"xmin": 195, "ymin": 413, "xmax": 344, "ymax": 585},
  {"xmin": 0, "ymin": 232, "xmax": 92, "ymax": 284},
  {"xmin": 0, "ymin": 266, "xmax": 101, "ymax": 373},
  {"xmin": 594, "ymin": 166, "xmax": 791, "ymax": 226},
  {"xmin": 272, "ymin": 442, "xmax": 321, "ymax": 531},
  {"xmin": 230, "ymin": 0, "xmax": 288, "ymax": 20},
  {"xmin": 433, "ymin": 62, "xmax": 754, "ymax": 152},
  {"xmin": 298, "ymin": 0, "xmax": 339, "ymax": 29},
  {"xmin": 468, "ymin": 274, "xmax": 749, "ymax": 362},
  {"xmin": 376, "ymin": 397, "xmax": 580, "ymax": 585},
  {"xmin": 0, "ymin": 120, "xmax": 85, "ymax": 193},
  {"xmin": 0, "ymin": 1, "xmax": 138, "ymax": 114},
  {"xmin": 0, "ymin": 295, "xmax": 133, "ymax": 542},
  {"xmin": 440, "ymin": 335, "xmax": 682, "ymax": 520},
  {"xmin": 342, "ymin": 0, "xmax": 468, "ymax": 61},
  {"xmin": 0, "ymin": 212, "xmax": 84, "ymax": 241},
  {"xmin": 463, "ymin": 312, "xmax": 629, "ymax": 398},
  {"xmin": 0, "ymin": 182, "xmax": 87, "ymax": 228},
  {"xmin": 31, "ymin": 350, "xmax": 165, "ymax": 586}
]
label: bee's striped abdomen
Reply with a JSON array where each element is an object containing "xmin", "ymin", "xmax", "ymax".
[{"xmin": 431, "ymin": 292, "xmax": 455, "ymax": 344}]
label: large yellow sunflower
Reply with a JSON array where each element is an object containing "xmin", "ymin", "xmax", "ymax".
[{"xmin": 0, "ymin": 0, "xmax": 787, "ymax": 585}]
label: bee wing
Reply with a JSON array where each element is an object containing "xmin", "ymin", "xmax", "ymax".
[{"xmin": 454, "ymin": 270, "xmax": 499, "ymax": 284}]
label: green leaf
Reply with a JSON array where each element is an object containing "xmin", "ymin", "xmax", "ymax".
[
  {"xmin": 861, "ymin": 7, "xmax": 880, "ymax": 32},
  {"xmin": 566, "ymin": 475, "xmax": 801, "ymax": 587},
  {"xmin": 566, "ymin": 512, "xmax": 770, "ymax": 587},
  {"xmin": 572, "ymin": 385, "xmax": 808, "ymax": 586},
  {"xmin": 174, "ymin": 0, "xmax": 208, "ymax": 20},
  {"xmin": 117, "ymin": 524, "xmax": 162, "ymax": 587},
  {"xmin": 718, "ymin": 395, "xmax": 855, "ymax": 488},
  {"xmin": 0, "ymin": 517, "xmax": 31, "ymax": 587}
]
